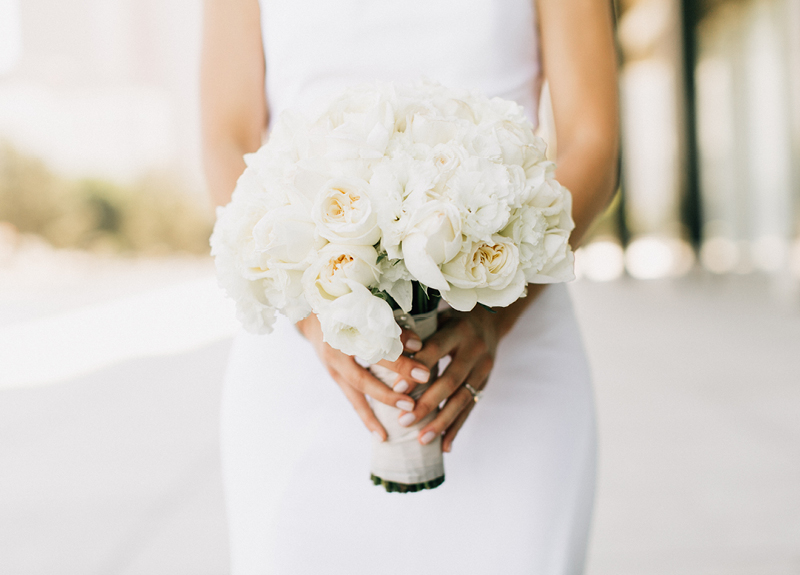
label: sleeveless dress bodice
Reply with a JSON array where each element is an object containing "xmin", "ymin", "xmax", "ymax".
[
  {"xmin": 259, "ymin": 0, "xmax": 542, "ymax": 125},
  {"xmin": 221, "ymin": 3, "xmax": 596, "ymax": 574}
]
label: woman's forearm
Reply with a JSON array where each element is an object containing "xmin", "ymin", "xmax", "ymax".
[
  {"xmin": 556, "ymin": 134, "xmax": 619, "ymax": 249},
  {"xmin": 200, "ymin": 0, "xmax": 267, "ymax": 207},
  {"xmin": 492, "ymin": 125, "xmax": 619, "ymax": 338},
  {"xmin": 203, "ymin": 139, "xmax": 251, "ymax": 208}
]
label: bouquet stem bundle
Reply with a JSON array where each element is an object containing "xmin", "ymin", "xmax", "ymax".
[{"xmin": 369, "ymin": 286, "xmax": 442, "ymax": 492}]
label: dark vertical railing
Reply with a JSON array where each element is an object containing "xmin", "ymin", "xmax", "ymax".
[{"xmin": 679, "ymin": 0, "xmax": 704, "ymax": 248}]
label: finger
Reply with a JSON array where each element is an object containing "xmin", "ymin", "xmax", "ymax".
[
  {"xmin": 399, "ymin": 328, "xmax": 423, "ymax": 353},
  {"xmin": 400, "ymin": 344, "xmax": 479, "ymax": 427},
  {"xmin": 335, "ymin": 355, "xmax": 416, "ymax": 411},
  {"xmin": 410, "ymin": 322, "xmax": 464, "ymax": 370},
  {"xmin": 441, "ymin": 398, "xmax": 476, "ymax": 453},
  {"xmin": 331, "ymin": 369, "xmax": 388, "ymax": 441},
  {"xmin": 418, "ymin": 385, "xmax": 474, "ymax": 446},
  {"xmin": 441, "ymin": 367, "xmax": 491, "ymax": 451},
  {"xmin": 374, "ymin": 354, "xmax": 432, "ymax": 395}
]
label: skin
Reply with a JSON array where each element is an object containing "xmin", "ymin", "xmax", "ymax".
[{"xmin": 201, "ymin": 0, "xmax": 619, "ymax": 451}]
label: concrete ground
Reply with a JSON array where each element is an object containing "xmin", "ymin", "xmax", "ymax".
[{"xmin": 1, "ymin": 248, "xmax": 798, "ymax": 574}]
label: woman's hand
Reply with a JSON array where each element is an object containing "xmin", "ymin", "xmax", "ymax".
[
  {"xmin": 296, "ymin": 313, "xmax": 434, "ymax": 441},
  {"xmin": 396, "ymin": 306, "xmax": 501, "ymax": 453}
]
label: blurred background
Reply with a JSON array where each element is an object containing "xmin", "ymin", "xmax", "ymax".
[{"xmin": 1, "ymin": 0, "xmax": 798, "ymax": 573}]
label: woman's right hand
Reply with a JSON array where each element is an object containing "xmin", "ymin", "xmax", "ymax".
[{"xmin": 295, "ymin": 313, "xmax": 432, "ymax": 440}]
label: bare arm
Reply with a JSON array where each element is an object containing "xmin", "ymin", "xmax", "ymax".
[
  {"xmin": 200, "ymin": 0, "xmax": 268, "ymax": 207},
  {"xmin": 411, "ymin": 0, "xmax": 620, "ymax": 450},
  {"xmin": 539, "ymin": 0, "xmax": 620, "ymax": 247},
  {"xmin": 202, "ymin": 0, "xmax": 428, "ymax": 438}
]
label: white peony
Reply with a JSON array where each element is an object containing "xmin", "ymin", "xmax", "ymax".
[
  {"xmin": 318, "ymin": 284, "xmax": 403, "ymax": 363},
  {"xmin": 312, "ymin": 177, "xmax": 381, "ymax": 245},
  {"xmin": 401, "ymin": 200, "xmax": 462, "ymax": 291},
  {"xmin": 444, "ymin": 156, "xmax": 520, "ymax": 241}
]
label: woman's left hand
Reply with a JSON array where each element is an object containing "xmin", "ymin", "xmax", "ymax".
[{"xmin": 395, "ymin": 306, "xmax": 500, "ymax": 453}]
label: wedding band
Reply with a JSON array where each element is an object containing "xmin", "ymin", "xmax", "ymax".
[{"xmin": 463, "ymin": 383, "xmax": 482, "ymax": 403}]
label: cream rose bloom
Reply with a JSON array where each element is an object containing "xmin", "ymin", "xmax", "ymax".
[
  {"xmin": 318, "ymin": 284, "xmax": 403, "ymax": 363},
  {"xmin": 312, "ymin": 177, "xmax": 381, "ymax": 245},
  {"xmin": 302, "ymin": 244, "xmax": 380, "ymax": 309},
  {"xmin": 440, "ymin": 235, "xmax": 527, "ymax": 311}
]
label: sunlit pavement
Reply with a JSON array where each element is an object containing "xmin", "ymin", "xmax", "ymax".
[{"xmin": 1, "ymin": 251, "xmax": 799, "ymax": 574}]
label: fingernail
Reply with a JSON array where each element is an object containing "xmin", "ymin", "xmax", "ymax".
[
  {"xmin": 405, "ymin": 338, "xmax": 422, "ymax": 352},
  {"xmin": 443, "ymin": 443, "xmax": 451, "ymax": 453},
  {"xmin": 372, "ymin": 431, "xmax": 384, "ymax": 443},
  {"xmin": 420, "ymin": 431, "xmax": 436, "ymax": 445},
  {"xmin": 410, "ymin": 367, "xmax": 430, "ymax": 382},
  {"xmin": 396, "ymin": 400, "xmax": 414, "ymax": 412},
  {"xmin": 393, "ymin": 380, "xmax": 409, "ymax": 393},
  {"xmin": 398, "ymin": 412, "xmax": 416, "ymax": 427}
]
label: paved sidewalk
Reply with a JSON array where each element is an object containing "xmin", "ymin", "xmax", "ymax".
[{"xmin": 1, "ymin": 263, "xmax": 798, "ymax": 574}]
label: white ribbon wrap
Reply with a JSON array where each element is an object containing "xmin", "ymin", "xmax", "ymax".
[{"xmin": 369, "ymin": 309, "xmax": 443, "ymax": 487}]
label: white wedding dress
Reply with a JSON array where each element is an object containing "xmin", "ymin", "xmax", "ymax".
[{"xmin": 220, "ymin": 1, "xmax": 597, "ymax": 573}]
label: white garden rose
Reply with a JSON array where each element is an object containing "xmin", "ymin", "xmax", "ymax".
[
  {"xmin": 252, "ymin": 204, "xmax": 322, "ymax": 268},
  {"xmin": 440, "ymin": 235, "xmax": 527, "ymax": 311},
  {"xmin": 302, "ymin": 243, "xmax": 380, "ymax": 309},
  {"xmin": 401, "ymin": 200, "xmax": 462, "ymax": 291},
  {"xmin": 318, "ymin": 284, "xmax": 403, "ymax": 363},
  {"xmin": 319, "ymin": 87, "xmax": 395, "ymax": 160},
  {"xmin": 313, "ymin": 177, "xmax": 381, "ymax": 245}
]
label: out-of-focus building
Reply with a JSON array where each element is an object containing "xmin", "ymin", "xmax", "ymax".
[
  {"xmin": 607, "ymin": 0, "xmax": 800, "ymax": 280},
  {"xmin": 0, "ymin": 0, "xmax": 203, "ymax": 188}
]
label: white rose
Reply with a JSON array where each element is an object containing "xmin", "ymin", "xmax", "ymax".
[
  {"xmin": 313, "ymin": 177, "xmax": 381, "ymax": 245},
  {"xmin": 319, "ymin": 86, "xmax": 395, "ymax": 160},
  {"xmin": 427, "ymin": 142, "xmax": 467, "ymax": 173},
  {"xmin": 440, "ymin": 236, "xmax": 527, "ymax": 311},
  {"xmin": 491, "ymin": 119, "xmax": 546, "ymax": 168},
  {"xmin": 318, "ymin": 284, "xmax": 403, "ymax": 363},
  {"xmin": 401, "ymin": 200, "xmax": 462, "ymax": 291},
  {"xmin": 303, "ymin": 244, "xmax": 380, "ymax": 309},
  {"xmin": 252, "ymin": 204, "xmax": 322, "ymax": 268}
]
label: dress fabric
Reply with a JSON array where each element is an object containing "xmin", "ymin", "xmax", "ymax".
[{"xmin": 220, "ymin": 1, "xmax": 597, "ymax": 573}]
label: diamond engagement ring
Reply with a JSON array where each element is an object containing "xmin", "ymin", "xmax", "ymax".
[{"xmin": 463, "ymin": 383, "xmax": 483, "ymax": 403}]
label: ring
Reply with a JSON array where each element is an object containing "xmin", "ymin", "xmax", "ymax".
[{"xmin": 463, "ymin": 383, "xmax": 483, "ymax": 403}]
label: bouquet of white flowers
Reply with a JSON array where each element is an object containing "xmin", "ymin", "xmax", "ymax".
[{"xmin": 211, "ymin": 80, "xmax": 575, "ymax": 492}]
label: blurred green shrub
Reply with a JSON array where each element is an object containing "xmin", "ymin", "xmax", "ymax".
[{"xmin": 0, "ymin": 143, "xmax": 214, "ymax": 255}]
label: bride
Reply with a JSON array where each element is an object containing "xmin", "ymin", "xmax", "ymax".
[{"xmin": 201, "ymin": 0, "xmax": 618, "ymax": 573}]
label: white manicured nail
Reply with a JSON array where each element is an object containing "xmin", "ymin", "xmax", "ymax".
[
  {"xmin": 420, "ymin": 431, "xmax": 436, "ymax": 445},
  {"xmin": 393, "ymin": 380, "xmax": 409, "ymax": 393},
  {"xmin": 372, "ymin": 431, "xmax": 384, "ymax": 443},
  {"xmin": 398, "ymin": 412, "xmax": 416, "ymax": 427},
  {"xmin": 396, "ymin": 400, "xmax": 414, "ymax": 412},
  {"xmin": 405, "ymin": 338, "xmax": 422, "ymax": 352},
  {"xmin": 411, "ymin": 367, "xmax": 429, "ymax": 382}
]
